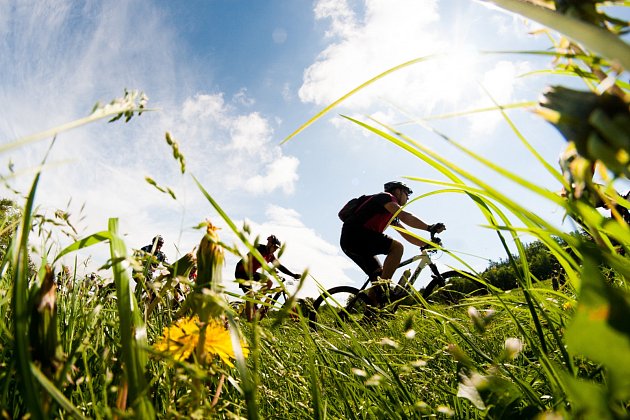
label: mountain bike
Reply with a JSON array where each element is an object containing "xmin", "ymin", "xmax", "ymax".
[
  {"xmin": 256, "ymin": 276, "xmax": 296, "ymax": 320},
  {"xmin": 308, "ymin": 232, "xmax": 476, "ymax": 328},
  {"xmin": 234, "ymin": 275, "xmax": 295, "ymax": 321}
]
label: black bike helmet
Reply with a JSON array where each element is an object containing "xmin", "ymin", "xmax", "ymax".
[
  {"xmin": 152, "ymin": 235, "xmax": 164, "ymax": 246},
  {"xmin": 267, "ymin": 235, "xmax": 281, "ymax": 247},
  {"xmin": 384, "ymin": 181, "xmax": 413, "ymax": 195}
]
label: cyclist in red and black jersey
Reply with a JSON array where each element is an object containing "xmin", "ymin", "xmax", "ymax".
[
  {"xmin": 235, "ymin": 234, "xmax": 300, "ymax": 321},
  {"xmin": 340, "ymin": 181, "xmax": 445, "ymax": 291}
]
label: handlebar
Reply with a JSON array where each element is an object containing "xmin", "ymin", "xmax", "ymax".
[
  {"xmin": 420, "ymin": 232, "xmax": 442, "ymax": 251},
  {"xmin": 420, "ymin": 223, "xmax": 446, "ymax": 251}
]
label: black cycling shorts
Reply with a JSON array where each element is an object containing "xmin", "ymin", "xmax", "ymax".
[
  {"xmin": 340, "ymin": 224, "xmax": 393, "ymax": 279},
  {"xmin": 235, "ymin": 268, "xmax": 262, "ymax": 292}
]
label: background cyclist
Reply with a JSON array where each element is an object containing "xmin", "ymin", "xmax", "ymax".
[
  {"xmin": 140, "ymin": 235, "xmax": 168, "ymax": 269},
  {"xmin": 340, "ymin": 181, "xmax": 445, "ymax": 302},
  {"xmin": 235, "ymin": 234, "xmax": 301, "ymax": 321}
]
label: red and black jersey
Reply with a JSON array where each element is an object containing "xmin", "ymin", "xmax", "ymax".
[
  {"xmin": 358, "ymin": 192, "xmax": 398, "ymax": 233},
  {"xmin": 235, "ymin": 244, "xmax": 276, "ymax": 278}
]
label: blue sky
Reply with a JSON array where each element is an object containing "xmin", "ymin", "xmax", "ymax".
[{"xmin": 2, "ymin": 0, "xmax": 628, "ymax": 298}]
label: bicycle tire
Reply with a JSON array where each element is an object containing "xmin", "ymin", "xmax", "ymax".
[
  {"xmin": 423, "ymin": 270, "xmax": 480, "ymax": 300},
  {"xmin": 308, "ymin": 286, "xmax": 373, "ymax": 329}
]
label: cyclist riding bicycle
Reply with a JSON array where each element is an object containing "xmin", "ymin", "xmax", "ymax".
[
  {"xmin": 235, "ymin": 234, "xmax": 301, "ymax": 321},
  {"xmin": 340, "ymin": 181, "xmax": 445, "ymax": 302},
  {"xmin": 140, "ymin": 235, "xmax": 168, "ymax": 269}
]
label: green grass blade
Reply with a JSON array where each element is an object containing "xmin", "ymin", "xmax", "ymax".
[
  {"xmin": 30, "ymin": 363, "xmax": 87, "ymax": 419},
  {"xmin": 107, "ymin": 218, "xmax": 155, "ymax": 419},
  {"xmin": 54, "ymin": 231, "xmax": 112, "ymax": 262},
  {"xmin": 483, "ymin": 0, "xmax": 630, "ymax": 69},
  {"xmin": 282, "ymin": 54, "xmax": 439, "ymax": 143},
  {"xmin": 12, "ymin": 173, "xmax": 46, "ymax": 419},
  {"xmin": 395, "ymin": 101, "xmax": 537, "ymax": 125}
]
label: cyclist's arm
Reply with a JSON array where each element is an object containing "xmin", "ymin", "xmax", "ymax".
[
  {"xmin": 384, "ymin": 202, "xmax": 430, "ymax": 230},
  {"xmin": 269, "ymin": 255, "xmax": 300, "ymax": 278},
  {"xmin": 277, "ymin": 264, "xmax": 300, "ymax": 278},
  {"xmin": 396, "ymin": 227, "xmax": 428, "ymax": 247}
]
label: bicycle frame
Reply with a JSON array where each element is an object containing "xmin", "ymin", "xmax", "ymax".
[
  {"xmin": 351, "ymin": 244, "xmax": 443, "ymax": 297},
  {"xmin": 255, "ymin": 275, "xmax": 293, "ymax": 320}
]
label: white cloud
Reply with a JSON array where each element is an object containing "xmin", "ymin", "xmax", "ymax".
[
  {"xmin": 245, "ymin": 155, "xmax": 300, "ymax": 194},
  {"xmin": 468, "ymin": 60, "xmax": 531, "ymax": 135},
  {"xmin": 313, "ymin": 0, "xmax": 358, "ymax": 39},
  {"xmin": 299, "ymin": 0, "xmax": 538, "ymax": 138},
  {"xmin": 0, "ymin": 0, "xmax": 303, "ymax": 276},
  {"xmin": 232, "ymin": 88, "xmax": 256, "ymax": 107},
  {"xmin": 171, "ymin": 93, "xmax": 301, "ymax": 194},
  {"xmin": 299, "ymin": 0, "xmax": 441, "ymax": 110}
]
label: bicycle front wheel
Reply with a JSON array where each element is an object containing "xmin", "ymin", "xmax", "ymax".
[
  {"xmin": 309, "ymin": 286, "xmax": 373, "ymax": 329},
  {"xmin": 424, "ymin": 270, "xmax": 480, "ymax": 301}
]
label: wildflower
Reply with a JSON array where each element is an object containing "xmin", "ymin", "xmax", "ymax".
[
  {"xmin": 468, "ymin": 306, "xmax": 484, "ymax": 332},
  {"xmin": 154, "ymin": 316, "xmax": 248, "ymax": 367},
  {"xmin": 379, "ymin": 337, "xmax": 399, "ymax": 349},
  {"xmin": 365, "ymin": 374, "xmax": 383, "ymax": 386},
  {"xmin": 413, "ymin": 401, "xmax": 429, "ymax": 413},
  {"xmin": 437, "ymin": 405, "xmax": 455, "ymax": 417},
  {"xmin": 503, "ymin": 337, "xmax": 524, "ymax": 361},
  {"xmin": 410, "ymin": 359, "xmax": 427, "ymax": 368},
  {"xmin": 468, "ymin": 306, "xmax": 495, "ymax": 333},
  {"xmin": 562, "ymin": 301, "xmax": 573, "ymax": 311},
  {"xmin": 351, "ymin": 368, "xmax": 367, "ymax": 377}
]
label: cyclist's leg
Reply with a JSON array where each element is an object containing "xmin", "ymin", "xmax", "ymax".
[
  {"xmin": 236, "ymin": 271, "xmax": 262, "ymax": 322},
  {"xmin": 244, "ymin": 273, "xmax": 267, "ymax": 321},
  {"xmin": 381, "ymin": 239, "xmax": 404, "ymax": 281},
  {"xmin": 237, "ymin": 282, "xmax": 255, "ymax": 321},
  {"xmin": 340, "ymin": 225, "xmax": 390, "ymax": 279},
  {"xmin": 342, "ymin": 227, "xmax": 397, "ymax": 305}
]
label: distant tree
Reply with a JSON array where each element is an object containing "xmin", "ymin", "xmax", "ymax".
[{"xmin": 479, "ymin": 236, "xmax": 570, "ymax": 291}]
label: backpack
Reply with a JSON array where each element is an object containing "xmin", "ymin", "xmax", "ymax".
[{"xmin": 338, "ymin": 194, "xmax": 373, "ymax": 222}]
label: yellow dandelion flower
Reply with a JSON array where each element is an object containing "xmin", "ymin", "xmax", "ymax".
[
  {"xmin": 154, "ymin": 316, "xmax": 248, "ymax": 367},
  {"xmin": 154, "ymin": 317, "xmax": 198, "ymax": 361},
  {"xmin": 201, "ymin": 319, "xmax": 249, "ymax": 367}
]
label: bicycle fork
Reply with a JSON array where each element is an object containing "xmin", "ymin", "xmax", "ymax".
[{"xmin": 422, "ymin": 263, "xmax": 446, "ymax": 298}]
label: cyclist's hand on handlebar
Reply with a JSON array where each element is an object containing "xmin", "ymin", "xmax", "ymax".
[
  {"xmin": 420, "ymin": 236, "xmax": 442, "ymax": 251},
  {"xmin": 428, "ymin": 223, "xmax": 446, "ymax": 234}
]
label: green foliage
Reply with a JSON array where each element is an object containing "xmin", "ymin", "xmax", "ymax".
[{"xmin": 481, "ymin": 237, "xmax": 565, "ymax": 291}]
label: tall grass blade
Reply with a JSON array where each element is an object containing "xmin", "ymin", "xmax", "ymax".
[
  {"xmin": 12, "ymin": 171, "xmax": 46, "ymax": 419},
  {"xmin": 282, "ymin": 54, "xmax": 438, "ymax": 143},
  {"xmin": 107, "ymin": 218, "xmax": 155, "ymax": 418},
  {"xmin": 54, "ymin": 231, "xmax": 112, "ymax": 262},
  {"xmin": 30, "ymin": 364, "xmax": 87, "ymax": 419},
  {"xmin": 483, "ymin": 0, "xmax": 630, "ymax": 69}
]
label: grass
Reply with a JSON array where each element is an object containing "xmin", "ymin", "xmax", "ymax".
[{"xmin": 1, "ymin": 1, "xmax": 629, "ymax": 418}]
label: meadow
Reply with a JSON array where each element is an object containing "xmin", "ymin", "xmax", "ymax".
[{"xmin": 1, "ymin": 1, "xmax": 629, "ymax": 418}]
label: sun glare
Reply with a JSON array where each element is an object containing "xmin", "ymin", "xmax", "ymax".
[{"xmin": 423, "ymin": 46, "xmax": 481, "ymax": 106}]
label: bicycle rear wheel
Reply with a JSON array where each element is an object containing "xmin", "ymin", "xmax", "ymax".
[{"xmin": 308, "ymin": 286, "xmax": 374, "ymax": 329}]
